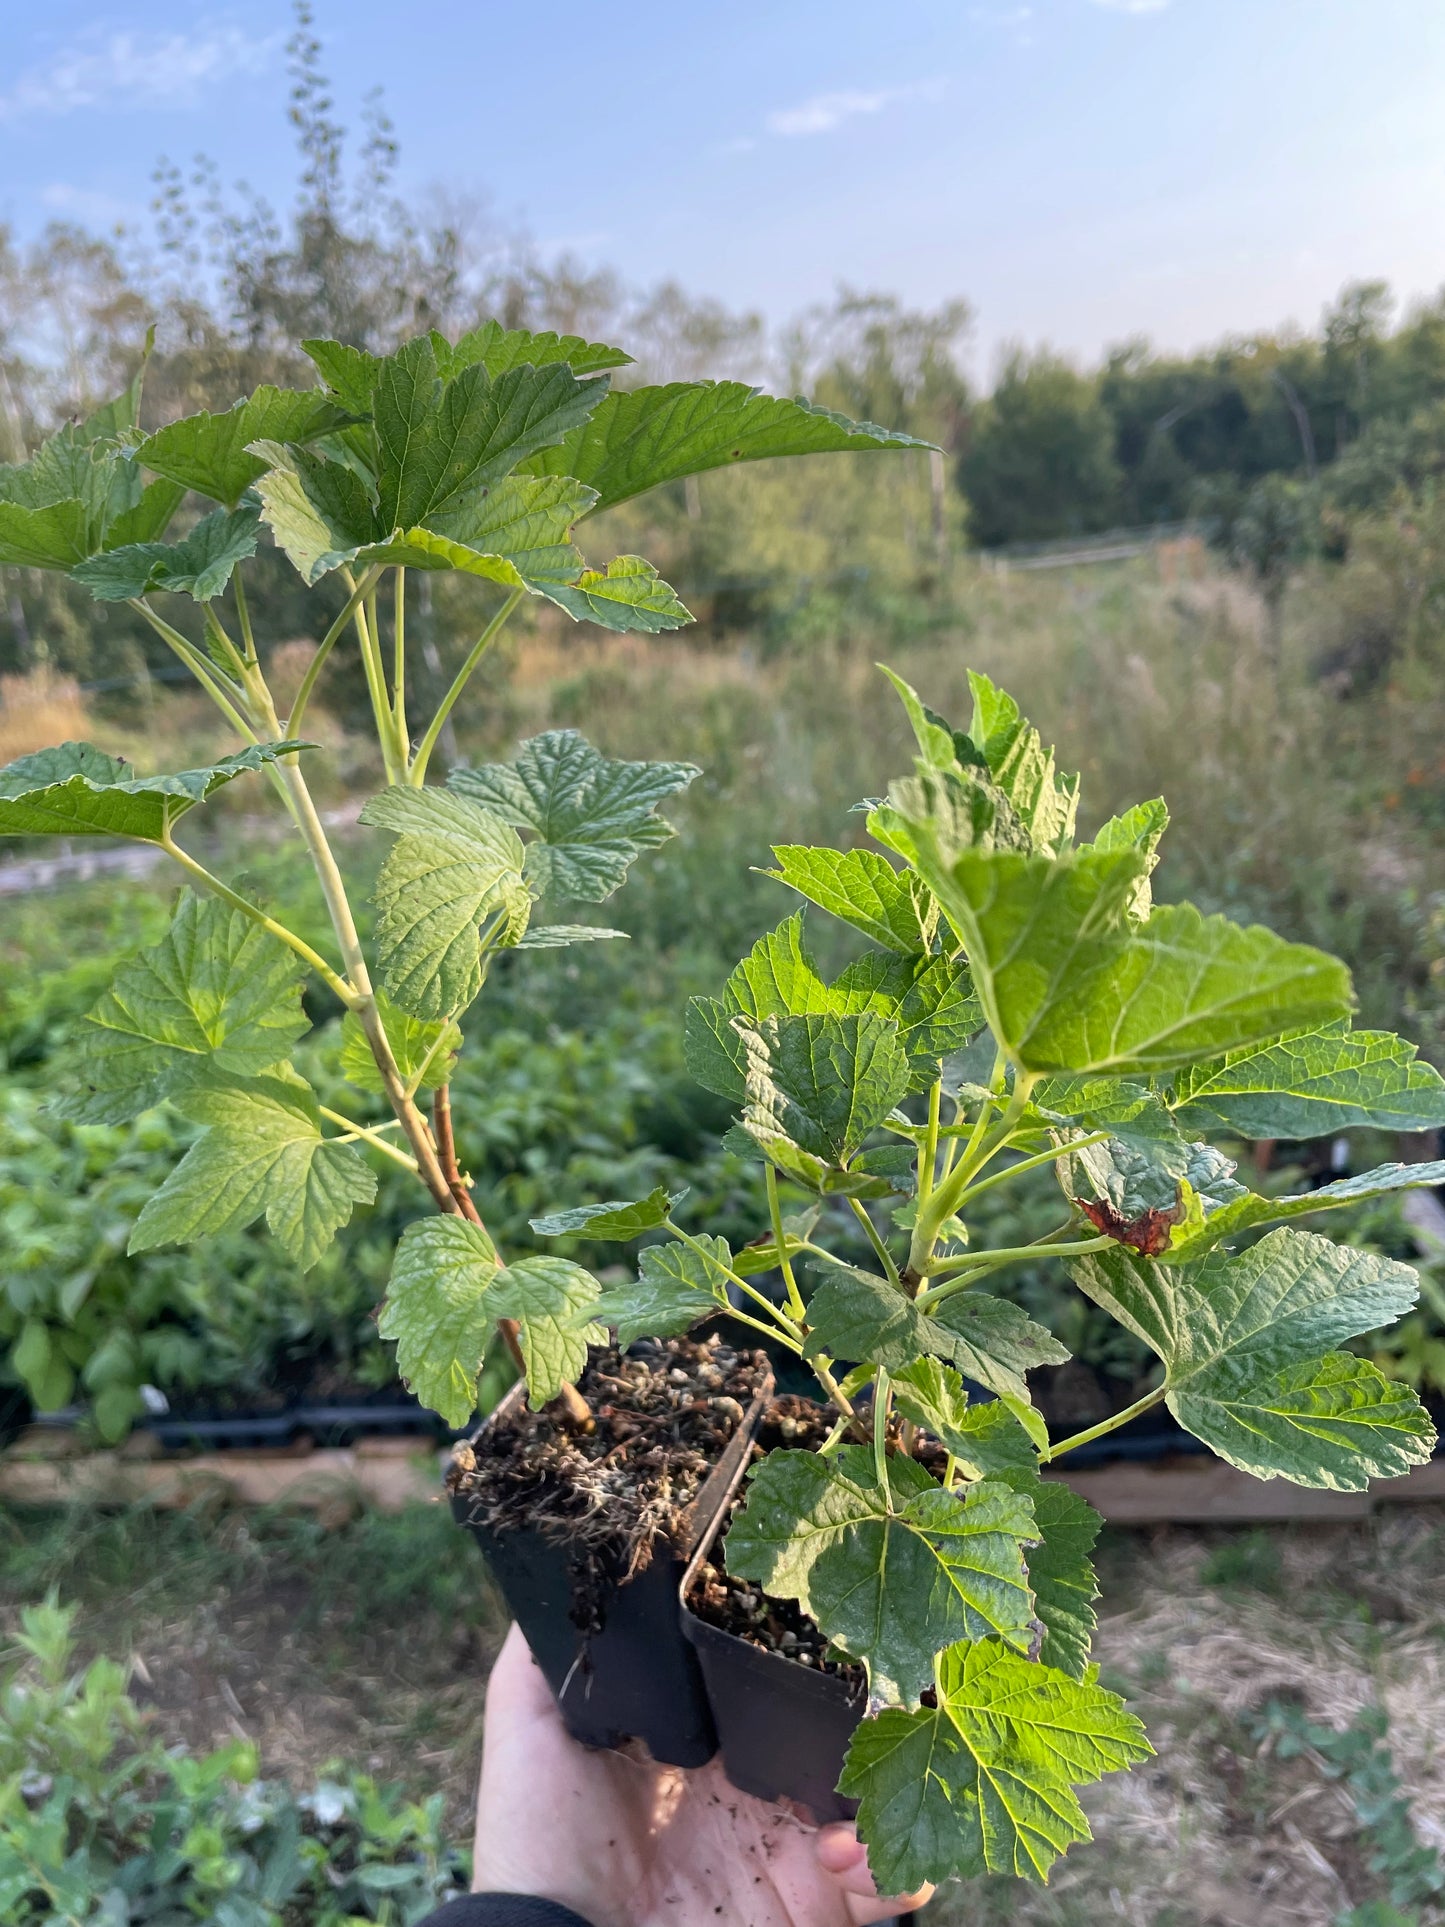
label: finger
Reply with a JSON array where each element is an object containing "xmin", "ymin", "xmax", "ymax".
[
  {"xmin": 484, "ymin": 1620, "xmax": 557, "ymax": 1728},
  {"xmin": 814, "ymin": 1823, "xmax": 934, "ymax": 1925}
]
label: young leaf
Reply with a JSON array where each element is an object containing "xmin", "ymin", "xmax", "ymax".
[
  {"xmin": 522, "ymin": 381, "xmax": 931, "ymax": 515},
  {"xmin": 839, "ymin": 1639, "xmax": 1151, "ymax": 1892},
  {"xmin": 137, "ymin": 388, "xmax": 350, "ymax": 507},
  {"xmin": 739, "ymin": 1013, "xmax": 912, "ymax": 1168},
  {"xmin": 381, "ymin": 1217, "xmax": 500, "ymax": 1425},
  {"xmin": 593, "ymin": 1236, "xmax": 733, "ymax": 1346},
  {"xmin": 54, "ymin": 889, "xmax": 308, "ymax": 1123},
  {"xmin": 489, "ymin": 1257, "xmax": 606, "ymax": 1405},
  {"xmin": 128, "ymin": 1071, "xmax": 376, "ymax": 1271},
  {"xmin": 542, "ymin": 555, "xmax": 692, "ymax": 633},
  {"xmin": 890, "ymin": 1359, "xmax": 1040, "ymax": 1478},
  {"xmin": 878, "ymin": 665, "xmax": 963, "ymax": 771},
  {"xmin": 806, "ymin": 1264, "xmax": 1068, "ymax": 1402},
  {"xmin": 449, "ymin": 731, "xmax": 698, "ymax": 903},
  {"xmin": 829, "ymin": 953, "xmax": 982, "ymax": 1084},
  {"xmin": 1084, "ymin": 798, "xmax": 1168, "ymax": 922},
  {"xmin": 1032, "ymin": 1073, "xmax": 1180, "ymax": 1151},
  {"xmin": 432, "ymin": 320, "xmax": 633, "ymax": 380},
  {"xmin": 1171, "ymin": 1021, "xmax": 1445, "ymax": 1138},
  {"xmin": 726, "ymin": 1447, "xmax": 1038, "ymax": 1701},
  {"xmin": 530, "ymin": 1185, "xmax": 683, "ymax": 1240},
  {"xmin": 373, "ymin": 337, "xmax": 606, "ymax": 532},
  {"xmin": 73, "ymin": 501, "xmax": 262, "ymax": 602},
  {"xmin": 338, "ymin": 991, "xmax": 460, "ymax": 1095},
  {"xmin": 1163, "ymin": 1159, "xmax": 1445, "ymax": 1261},
  {"xmin": 0, "ymin": 741, "xmax": 310, "ymax": 843},
  {"xmin": 302, "ymin": 339, "xmax": 386, "ymax": 414},
  {"xmin": 1070, "ymin": 1228, "xmax": 1432, "ymax": 1486},
  {"xmin": 997, "ymin": 1469, "xmax": 1102, "ymax": 1679},
  {"xmin": 963, "ymin": 669, "xmax": 1080, "ymax": 856},
  {"xmin": 359, "ymin": 787, "xmax": 527, "ymax": 1018},
  {"xmin": 765, "ymin": 847, "xmax": 939, "ymax": 954}
]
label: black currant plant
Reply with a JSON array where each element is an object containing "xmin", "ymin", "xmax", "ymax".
[
  {"xmin": 0, "ymin": 321, "xmax": 926, "ymax": 1425},
  {"xmin": 530, "ymin": 666, "xmax": 1445, "ymax": 1891}
]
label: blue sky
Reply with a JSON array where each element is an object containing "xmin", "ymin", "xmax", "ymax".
[{"xmin": 3, "ymin": 1, "xmax": 1445, "ymax": 379}]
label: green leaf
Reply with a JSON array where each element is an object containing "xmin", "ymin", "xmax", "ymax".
[
  {"xmin": 896, "ymin": 815, "xmax": 1354, "ymax": 1074},
  {"xmin": 806, "ymin": 1264, "xmax": 1068, "ymax": 1401},
  {"xmin": 1063, "ymin": 1134, "xmax": 1245, "ymax": 1222},
  {"xmin": 0, "ymin": 741, "xmax": 310, "ymax": 843},
  {"xmin": 381, "ymin": 1216, "xmax": 499, "ymax": 1425},
  {"xmin": 890, "ymin": 1359, "xmax": 1040, "ymax": 1478},
  {"xmin": 523, "ymin": 381, "xmax": 932, "ymax": 514},
  {"xmin": 1172, "ymin": 1021, "xmax": 1445, "ymax": 1139},
  {"xmin": 765, "ymin": 846, "xmax": 939, "ymax": 954},
  {"xmin": 726, "ymin": 1447, "xmax": 1038, "ymax": 1701},
  {"xmin": 593, "ymin": 1236, "xmax": 733, "ymax": 1346},
  {"xmin": 302, "ymin": 339, "xmax": 386, "ymax": 414},
  {"xmin": 1085, "ymin": 798, "xmax": 1168, "ymax": 922},
  {"xmin": 248, "ymin": 441, "xmax": 377, "ymax": 583},
  {"xmin": 879, "ymin": 664, "xmax": 964, "ymax": 771},
  {"xmin": 359, "ymin": 787, "xmax": 527, "ymax": 1018},
  {"xmin": 1165, "ymin": 1159, "xmax": 1445, "ymax": 1261},
  {"xmin": 530, "ymin": 1185, "xmax": 682, "ymax": 1240},
  {"xmin": 1070, "ymin": 1228, "xmax": 1431, "ymax": 1485},
  {"xmin": 739, "ymin": 1012, "xmax": 911, "ymax": 1168},
  {"xmin": 542, "ymin": 554, "xmax": 693, "ymax": 633},
  {"xmin": 839, "ymin": 1639, "xmax": 1152, "ymax": 1892},
  {"xmin": 829, "ymin": 953, "xmax": 981, "ymax": 1085},
  {"xmin": 374, "ymin": 336, "xmax": 605, "ymax": 532},
  {"xmin": 963, "ymin": 670, "xmax": 1081, "ymax": 856},
  {"xmin": 338, "ymin": 989, "xmax": 460, "ymax": 1095},
  {"xmin": 54, "ymin": 889, "xmax": 307, "ymax": 1124},
  {"xmin": 137, "ymin": 388, "xmax": 351, "ymax": 506},
  {"xmin": 102, "ymin": 476, "xmax": 185, "ymax": 549},
  {"xmin": 433, "ymin": 320, "xmax": 633, "ymax": 380},
  {"xmin": 999, "ymin": 1471, "xmax": 1102, "ymax": 1679},
  {"xmin": 0, "ymin": 496, "xmax": 95, "ymax": 568},
  {"xmin": 490, "ymin": 1255, "xmax": 606, "ymax": 1404},
  {"xmin": 1033, "ymin": 1073, "xmax": 1180, "ymax": 1151},
  {"xmin": 450, "ymin": 730, "xmax": 698, "ymax": 903},
  {"xmin": 72, "ymin": 501, "xmax": 262, "ymax": 602},
  {"xmin": 129, "ymin": 1072, "xmax": 376, "ymax": 1271}
]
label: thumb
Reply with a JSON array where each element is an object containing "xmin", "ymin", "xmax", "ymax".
[{"xmin": 814, "ymin": 1823, "xmax": 935, "ymax": 1924}]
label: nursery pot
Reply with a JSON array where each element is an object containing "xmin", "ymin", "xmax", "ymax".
[
  {"xmin": 451, "ymin": 1360, "xmax": 772, "ymax": 1769},
  {"xmin": 680, "ymin": 1457, "xmax": 865, "ymax": 1822}
]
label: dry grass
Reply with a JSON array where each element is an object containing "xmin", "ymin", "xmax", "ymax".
[{"xmin": 0, "ymin": 668, "xmax": 91, "ymax": 762}]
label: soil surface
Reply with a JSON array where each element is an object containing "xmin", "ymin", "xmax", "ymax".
[
  {"xmin": 687, "ymin": 1395, "xmax": 866, "ymax": 1692},
  {"xmin": 448, "ymin": 1334, "xmax": 770, "ymax": 1606}
]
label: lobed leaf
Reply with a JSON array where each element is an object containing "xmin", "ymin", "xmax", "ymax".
[
  {"xmin": 998, "ymin": 1471, "xmax": 1102, "ymax": 1679},
  {"xmin": 593, "ymin": 1236, "xmax": 733, "ymax": 1346},
  {"xmin": 1171, "ymin": 1020, "xmax": 1445, "ymax": 1139},
  {"xmin": 0, "ymin": 740, "xmax": 310, "ymax": 843},
  {"xmin": 73, "ymin": 501, "xmax": 262, "ymax": 602},
  {"xmin": 765, "ymin": 846, "xmax": 939, "ymax": 954},
  {"xmin": 726, "ymin": 1446, "xmax": 1038, "ymax": 1701},
  {"xmin": 450, "ymin": 730, "xmax": 698, "ymax": 903},
  {"xmin": 738, "ymin": 1012, "xmax": 912, "ymax": 1170},
  {"xmin": 381, "ymin": 1217, "xmax": 500, "ymax": 1425},
  {"xmin": 431, "ymin": 320, "xmax": 633, "ymax": 380},
  {"xmin": 1164, "ymin": 1159, "xmax": 1445, "ymax": 1261},
  {"xmin": 1084, "ymin": 798, "xmax": 1168, "ymax": 922},
  {"xmin": 54, "ymin": 889, "xmax": 307, "ymax": 1124},
  {"xmin": 542, "ymin": 554, "xmax": 692, "ymax": 633},
  {"xmin": 890, "ymin": 1359, "xmax": 1040, "ymax": 1479},
  {"xmin": 137, "ymin": 388, "xmax": 351, "ymax": 506},
  {"xmin": 489, "ymin": 1256, "xmax": 607, "ymax": 1404},
  {"xmin": 530, "ymin": 1185, "xmax": 682, "ymax": 1240}
]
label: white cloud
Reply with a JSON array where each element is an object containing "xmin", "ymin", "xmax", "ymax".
[
  {"xmin": 0, "ymin": 24, "xmax": 282, "ymax": 121},
  {"xmin": 766, "ymin": 79, "xmax": 945, "ymax": 139},
  {"xmin": 1089, "ymin": 1, "xmax": 1171, "ymax": 12}
]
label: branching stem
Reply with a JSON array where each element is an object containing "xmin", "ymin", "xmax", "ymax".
[
  {"xmin": 917, "ymin": 1235, "xmax": 1114, "ymax": 1306},
  {"xmin": 766, "ymin": 1165, "xmax": 807, "ymax": 1321},
  {"xmin": 158, "ymin": 831, "xmax": 353, "ymax": 999},
  {"xmin": 956, "ymin": 1131, "xmax": 1111, "ymax": 1209},
  {"xmin": 318, "ymin": 1106, "xmax": 419, "ymax": 1172},
  {"xmin": 410, "ymin": 587, "xmax": 523, "ymax": 785},
  {"xmin": 849, "ymin": 1195, "xmax": 900, "ymax": 1284},
  {"xmin": 1043, "ymin": 1384, "xmax": 1167, "ymax": 1463},
  {"xmin": 873, "ymin": 1367, "xmax": 892, "ymax": 1487},
  {"xmin": 664, "ymin": 1218, "xmax": 803, "ymax": 1338},
  {"xmin": 287, "ymin": 568, "xmax": 382, "ymax": 736}
]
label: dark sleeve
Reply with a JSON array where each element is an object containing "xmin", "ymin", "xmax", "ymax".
[{"xmin": 414, "ymin": 1898, "xmax": 594, "ymax": 1927}]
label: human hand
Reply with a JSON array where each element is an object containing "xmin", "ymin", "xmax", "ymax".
[{"xmin": 472, "ymin": 1621, "xmax": 934, "ymax": 1927}]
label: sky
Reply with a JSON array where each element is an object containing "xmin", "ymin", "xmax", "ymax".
[{"xmin": 3, "ymin": 0, "xmax": 1445, "ymax": 380}]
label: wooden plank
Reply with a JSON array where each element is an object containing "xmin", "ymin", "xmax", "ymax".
[
  {"xmin": 1046, "ymin": 1453, "xmax": 1445, "ymax": 1524},
  {"xmin": 0, "ymin": 1445, "xmax": 445, "ymax": 1513}
]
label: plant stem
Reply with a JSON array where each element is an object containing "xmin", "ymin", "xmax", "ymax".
[
  {"xmin": 1043, "ymin": 1384, "xmax": 1167, "ymax": 1463},
  {"xmin": 956, "ymin": 1131, "xmax": 1111, "ymax": 1209},
  {"xmin": 908, "ymin": 1070, "xmax": 1036, "ymax": 1276},
  {"xmin": 664, "ymin": 1219, "xmax": 803, "ymax": 1338},
  {"xmin": 917, "ymin": 1235, "xmax": 1114, "ymax": 1307},
  {"xmin": 810, "ymin": 1358, "xmax": 866, "ymax": 1437},
  {"xmin": 392, "ymin": 566, "xmax": 407, "ymax": 748},
  {"xmin": 431, "ymin": 1084, "xmax": 475, "ymax": 1215},
  {"xmin": 849, "ymin": 1195, "xmax": 900, "ymax": 1284},
  {"xmin": 344, "ymin": 568, "xmax": 404, "ymax": 785},
  {"xmin": 287, "ymin": 569, "xmax": 382, "ymax": 737},
  {"xmin": 918, "ymin": 1076, "xmax": 942, "ymax": 1207},
  {"xmin": 128, "ymin": 601, "xmax": 257, "ymax": 744},
  {"xmin": 766, "ymin": 1164, "xmax": 807, "ymax": 1320},
  {"xmin": 730, "ymin": 1307, "xmax": 805, "ymax": 1354},
  {"xmin": 232, "ymin": 571, "xmax": 258, "ymax": 665},
  {"xmin": 318, "ymin": 1106, "xmax": 419, "ymax": 1172},
  {"xmin": 158, "ymin": 832, "xmax": 353, "ymax": 999},
  {"xmin": 818, "ymin": 1414, "xmax": 850, "ymax": 1456},
  {"xmin": 410, "ymin": 588, "xmax": 522, "ymax": 785},
  {"xmin": 873, "ymin": 1367, "xmax": 892, "ymax": 1487},
  {"xmin": 203, "ymin": 605, "xmax": 249, "ymax": 682},
  {"xmin": 943, "ymin": 1453, "xmax": 959, "ymax": 1490}
]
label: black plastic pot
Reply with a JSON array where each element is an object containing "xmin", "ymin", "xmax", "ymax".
[
  {"xmin": 680, "ymin": 1487, "xmax": 865, "ymax": 1821},
  {"xmin": 451, "ymin": 1370, "xmax": 772, "ymax": 1768}
]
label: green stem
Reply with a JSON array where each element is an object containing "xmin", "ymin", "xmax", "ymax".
[
  {"xmin": 232, "ymin": 571, "xmax": 258, "ymax": 666},
  {"xmin": 728, "ymin": 1306, "xmax": 805, "ymax": 1354},
  {"xmin": 410, "ymin": 588, "xmax": 523, "ymax": 786},
  {"xmin": 403, "ymin": 1023, "xmax": 457, "ymax": 1102},
  {"xmin": 818, "ymin": 1414, "xmax": 850, "ymax": 1456},
  {"xmin": 318, "ymin": 1106, "xmax": 420, "ymax": 1173},
  {"xmin": 287, "ymin": 569, "xmax": 382, "ymax": 737},
  {"xmin": 129, "ymin": 601, "xmax": 257, "ymax": 744},
  {"xmin": 917, "ymin": 1235, "xmax": 1114, "ymax": 1307},
  {"xmin": 344, "ymin": 568, "xmax": 404, "ymax": 785},
  {"xmin": 664, "ymin": 1219, "xmax": 803, "ymax": 1339},
  {"xmin": 873, "ymin": 1368, "xmax": 892, "ymax": 1488},
  {"xmin": 392, "ymin": 566, "xmax": 407, "ymax": 748},
  {"xmin": 918, "ymin": 1076, "xmax": 942, "ymax": 1207},
  {"xmin": 203, "ymin": 605, "xmax": 249, "ymax": 682},
  {"xmin": 848, "ymin": 1195, "xmax": 900, "ymax": 1285},
  {"xmin": 1043, "ymin": 1384, "xmax": 1167, "ymax": 1463},
  {"xmin": 909, "ymin": 1069, "xmax": 1035, "ymax": 1276},
  {"xmin": 811, "ymin": 1358, "xmax": 863, "ymax": 1434},
  {"xmin": 943, "ymin": 1453, "xmax": 959, "ymax": 1491},
  {"xmin": 766, "ymin": 1164, "xmax": 807, "ymax": 1321},
  {"xmin": 159, "ymin": 832, "xmax": 353, "ymax": 1000},
  {"xmin": 957, "ymin": 1131, "xmax": 1111, "ymax": 1209}
]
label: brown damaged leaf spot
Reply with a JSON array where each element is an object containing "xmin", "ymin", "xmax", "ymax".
[{"xmin": 1075, "ymin": 1193, "xmax": 1185, "ymax": 1257}]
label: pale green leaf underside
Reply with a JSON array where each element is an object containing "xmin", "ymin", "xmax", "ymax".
[
  {"xmin": 55, "ymin": 889, "xmax": 307, "ymax": 1124},
  {"xmin": 129, "ymin": 1072, "xmax": 375, "ymax": 1271},
  {"xmin": 73, "ymin": 502, "xmax": 262, "ymax": 602},
  {"xmin": 1172, "ymin": 1021, "xmax": 1445, "ymax": 1138},
  {"xmin": 839, "ymin": 1638, "xmax": 1151, "ymax": 1893},
  {"xmin": 0, "ymin": 740, "xmax": 310, "ymax": 842},
  {"xmin": 530, "ymin": 1185, "xmax": 681, "ymax": 1240},
  {"xmin": 726, "ymin": 1447, "xmax": 1038, "ymax": 1702},
  {"xmin": 593, "ymin": 1235, "xmax": 732, "ymax": 1347},
  {"xmin": 1167, "ymin": 1159, "xmax": 1445, "ymax": 1260},
  {"xmin": 542, "ymin": 555, "xmax": 692, "ymax": 633},
  {"xmin": 381, "ymin": 1217, "xmax": 500, "ymax": 1425},
  {"xmin": 490, "ymin": 1256, "xmax": 606, "ymax": 1404}
]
